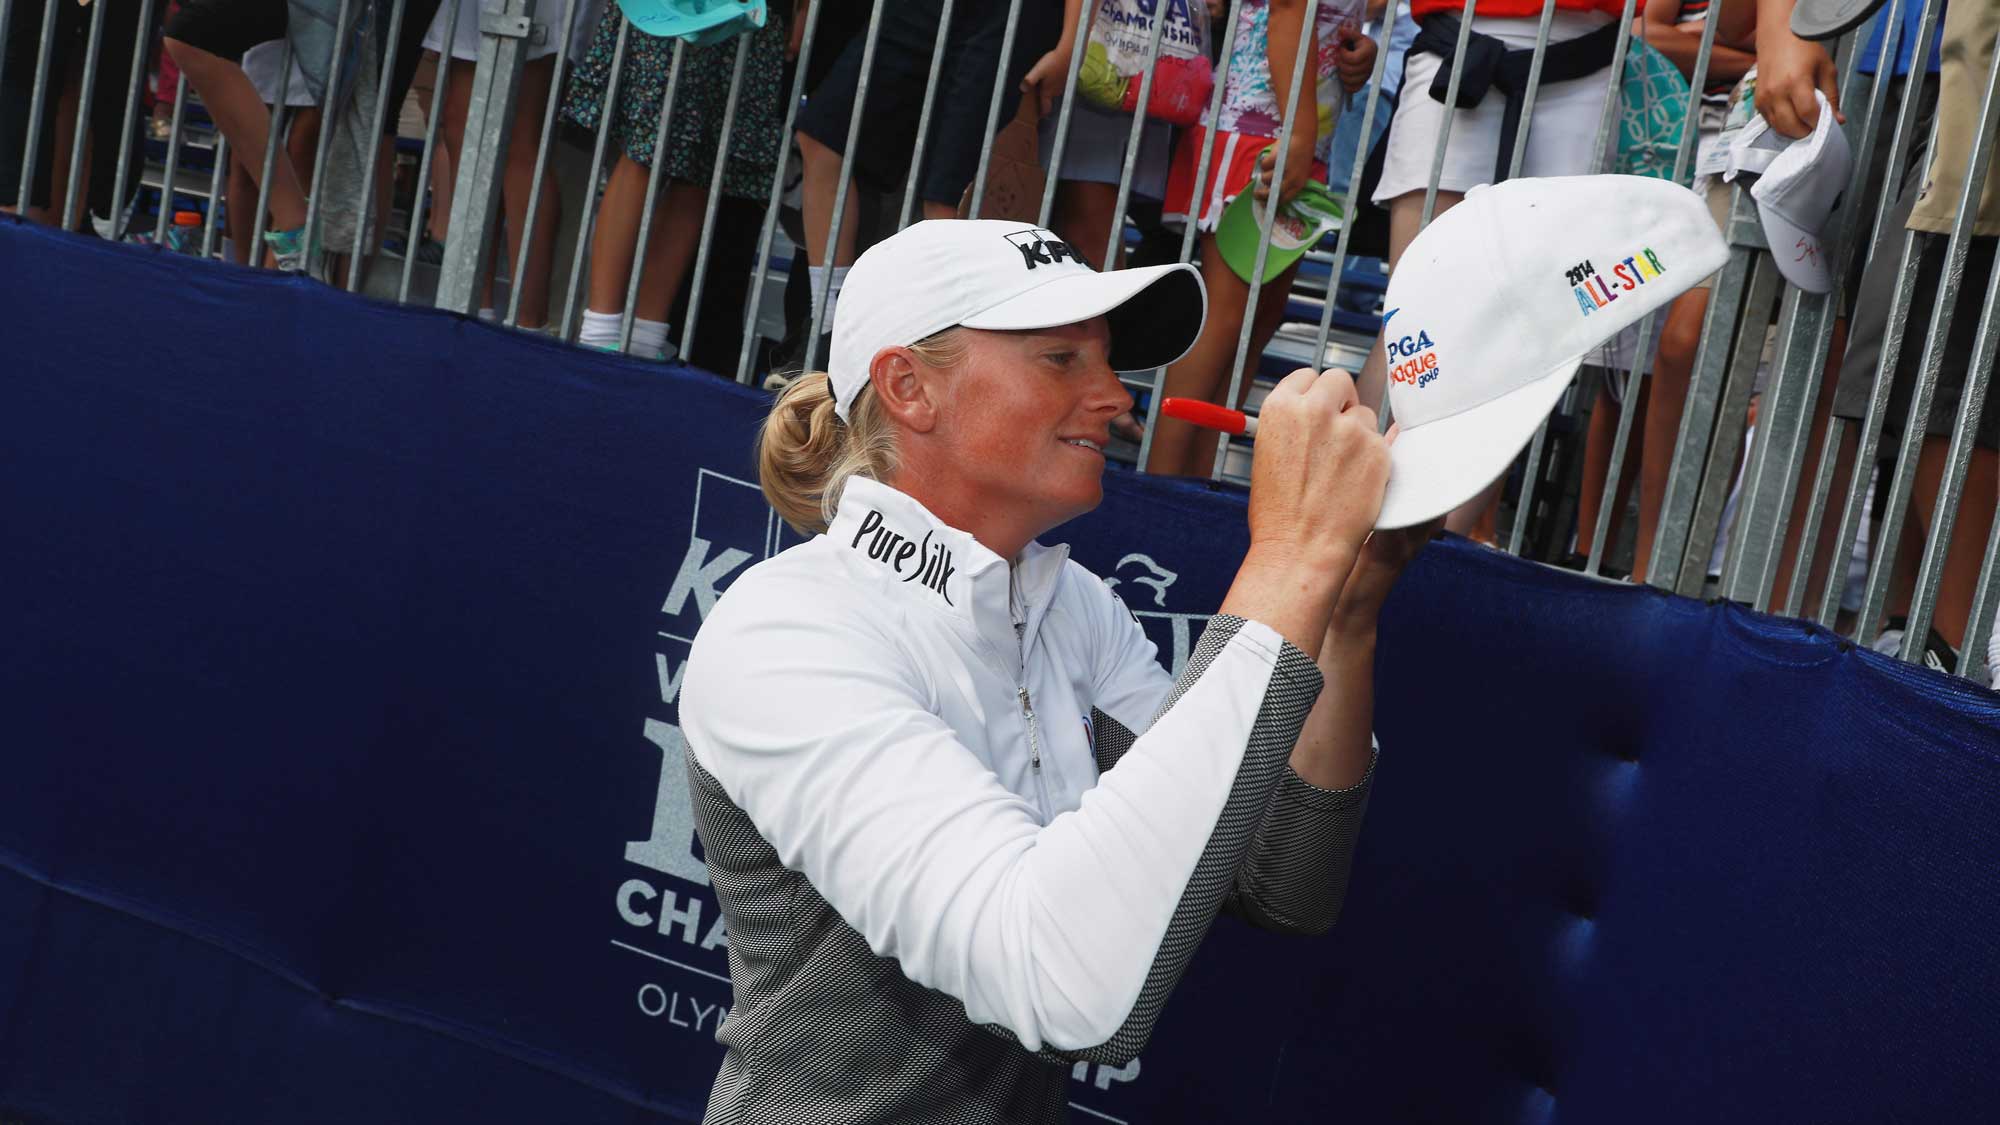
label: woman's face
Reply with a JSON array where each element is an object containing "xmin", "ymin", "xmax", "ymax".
[{"xmin": 931, "ymin": 317, "xmax": 1131, "ymax": 538}]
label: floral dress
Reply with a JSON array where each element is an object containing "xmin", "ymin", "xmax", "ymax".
[{"xmin": 559, "ymin": 5, "xmax": 789, "ymax": 203}]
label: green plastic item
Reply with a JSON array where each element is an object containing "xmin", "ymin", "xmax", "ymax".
[{"xmin": 1215, "ymin": 159, "xmax": 1343, "ymax": 285}]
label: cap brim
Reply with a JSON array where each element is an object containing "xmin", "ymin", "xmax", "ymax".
[
  {"xmin": 1755, "ymin": 201, "xmax": 1834, "ymax": 293},
  {"xmin": 1376, "ymin": 353, "xmax": 1584, "ymax": 530},
  {"xmin": 958, "ymin": 263, "xmax": 1208, "ymax": 372},
  {"xmin": 1790, "ymin": 0, "xmax": 1886, "ymax": 39}
]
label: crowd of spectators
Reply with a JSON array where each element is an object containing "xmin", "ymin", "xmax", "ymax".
[{"xmin": 1, "ymin": 0, "xmax": 1994, "ymax": 683}]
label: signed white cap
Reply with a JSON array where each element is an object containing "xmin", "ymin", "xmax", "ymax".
[{"xmin": 1726, "ymin": 90, "xmax": 1852, "ymax": 294}]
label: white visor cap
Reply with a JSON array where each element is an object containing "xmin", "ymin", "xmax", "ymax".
[{"xmin": 1725, "ymin": 90, "xmax": 1852, "ymax": 293}]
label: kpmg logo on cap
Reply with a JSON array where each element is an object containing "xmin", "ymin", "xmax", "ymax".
[
  {"xmin": 1005, "ymin": 228, "xmax": 1082, "ymax": 271},
  {"xmin": 1567, "ymin": 248, "xmax": 1669, "ymax": 316}
]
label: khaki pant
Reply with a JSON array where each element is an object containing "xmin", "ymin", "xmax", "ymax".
[{"xmin": 1908, "ymin": 0, "xmax": 2000, "ymax": 235}]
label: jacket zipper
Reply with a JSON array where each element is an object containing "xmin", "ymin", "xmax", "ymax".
[{"xmin": 1014, "ymin": 574, "xmax": 1054, "ymax": 822}]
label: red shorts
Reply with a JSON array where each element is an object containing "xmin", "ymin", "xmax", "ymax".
[{"xmin": 1162, "ymin": 126, "xmax": 1331, "ymax": 232}]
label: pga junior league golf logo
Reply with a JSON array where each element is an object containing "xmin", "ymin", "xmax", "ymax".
[{"xmin": 1383, "ymin": 308, "xmax": 1440, "ymax": 390}]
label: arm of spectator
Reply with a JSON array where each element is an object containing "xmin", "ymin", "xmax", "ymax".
[
  {"xmin": 1714, "ymin": 0, "xmax": 1757, "ymax": 49},
  {"xmin": 1635, "ymin": 1, "xmax": 1757, "ymax": 86},
  {"xmin": 1022, "ymin": 0, "xmax": 1089, "ymax": 116},
  {"xmin": 1751, "ymin": 0, "xmax": 1843, "ymax": 137},
  {"xmin": 788, "ymin": 0, "xmax": 808, "ymax": 60},
  {"xmin": 1258, "ymin": 0, "xmax": 1324, "ymax": 204},
  {"xmin": 1334, "ymin": 18, "xmax": 1378, "ymax": 96}
]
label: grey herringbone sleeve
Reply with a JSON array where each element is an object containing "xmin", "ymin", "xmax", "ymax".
[{"xmin": 685, "ymin": 615, "xmax": 1324, "ymax": 1123}]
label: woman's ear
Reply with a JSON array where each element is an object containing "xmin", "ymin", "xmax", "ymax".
[{"xmin": 869, "ymin": 347, "xmax": 939, "ymax": 433}]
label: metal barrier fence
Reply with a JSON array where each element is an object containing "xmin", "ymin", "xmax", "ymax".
[{"xmin": 3, "ymin": 0, "xmax": 1996, "ymax": 685}]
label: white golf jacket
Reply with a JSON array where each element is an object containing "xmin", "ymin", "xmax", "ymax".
[{"xmin": 679, "ymin": 476, "xmax": 1375, "ymax": 1124}]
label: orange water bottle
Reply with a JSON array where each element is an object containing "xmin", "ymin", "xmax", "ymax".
[{"xmin": 166, "ymin": 210, "xmax": 202, "ymax": 255}]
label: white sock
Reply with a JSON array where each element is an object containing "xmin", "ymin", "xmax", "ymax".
[
  {"xmin": 808, "ymin": 265, "xmax": 849, "ymax": 328},
  {"xmin": 579, "ymin": 309, "xmax": 623, "ymax": 350},
  {"xmin": 476, "ymin": 307, "xmax": 497, "ymax": 323},
  {"xmin": 1988, "ymin": 606, "xmax": 1999, "ymax": 690},
  {"xmin": 630, "ymin": 317, "xmax": 672, "ymax": 359}
]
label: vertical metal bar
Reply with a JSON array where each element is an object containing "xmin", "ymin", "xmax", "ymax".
[
  {"xmin": 1715, "ymin": 274, "xmax": 1801, "ymax": 599},
  {"xmin": 1815, "ymin": 227, "xmax": 1927, "ymax": 629},
  {"xmin": 1860, "ymin": 0, "xmax": 1945, "ymax": 280},
  {"xmin": 1781, "ymin": 0, "xmax": 1912, "ymax": 615},
  {"xmin": 1035, "ymin": 0, "xmax": 1095, "ymax": 229},
  {"xmin": 1781, "ymin": 414, "xmax": 1848, "ymax": 613},
  {"xmin": 401, "ymin": 0, "xmax": 467, "ymax": 301},
  {"xmin": 1582, "ymin": 0, "xmax": 1722, "ymax": 575},
  {"xmin": 1809, "ymin": 25, "xmax": 1949, "ymax": 625},
  {"xmin": 1212, "ymin": 0, "xmax": 1325, "ymax": 479},
  {"xmin": 1099, "ymin": 0, "xmax": 1173, "ymax": 269},
  {"xmin": 302, "ymin": 0, "xmax": 360, "ymax": 260},
  {"xmin": 0, "ymin": 0, "xmax": 16, "ymax": 135},
  {"xmin": 346, "ymin": 0, "xmax": 411, "ymax": 289},
  {"xmin": 1677, "ymin": 254, "xmax": 1784, "ymax": 593},
  {"xmin": 248, "ymin": 40, "xmax": 296, "ymax": 257},
  {"xmin": 1504, "ymin": 0, "xmax": 1559, "ymax": 182},
  {"xmin": 1309, "ymin": 10, "xmax": 1395, "ymax": 365},
  {"xmin": 679, "ymin": 32, "xmax": 753, "ymax": 361},
  {"xmin": 615, "ymin": 37, "xmax": 687, "ymax": 352},
  {"xmin": 1418, "ymin": 0, "xmax": 1479, "ymax": 229},
  {"xmin": 1135, "ymin": 0, "xmax": 1245, "ymax": 472},
  {"xmin": 1726, "ymin": 24, "xmax": 1901, "ymax": 604},
  {"xmin": 199, "ymin": 135, "xmax": 228, "ymax": 257},
  {"xmin": 735, "ymin": 0, "xmax": 824, "ymax": 382},
  {"xmin": 437, "ymin": 0, "xmax": 535, "ymax": 314},
  {"xmin": 16, "ymin": 0, "xmax": 60, "ymax": 215},
  {"xmin": 1503, "ymin": 0, "xmax": 1640, "ymax": 539},
  {"xmin": 152, "ymin": 74, "xmax": 190, "ymax": 243},
  {"xmin": 1648, "ymin": 197, "xmax": 1757, "ymax": 588},
  {"xmin": 1906, "ymin": 220, "xmax": 2000, "ymax": 652},
  {"xmin": 965, "ymin": 0, "xmax": 1026, "ymax": 220},
  {"xmin": 1585, "ymin": 0, "xmax": 1638, "ymax": 181},
  {"xmin": 1871, "ymin": 28, "xmax": 2000, "ymax": 656},
  {"xmin": 1960, "ymin": 506, "xmax": 2000, "ymax": 681},
  {"xmin": 1720, "ymin": 286, "xmax": 1814, "ymax": 604},
  {"xmin": 506, "ymin": 0, "xmax": 585, "ymax": 326},
  {"xmin": 802, "ymin": 0, "xmax": 888, "ymax": 374},
  {"xmin": 60, "ymin": 0, "xmax": 108, "ymax": 231},
  {"xmin": 106, "ymin": 0, "xmax": 156, "ymax": 241},
  {"xmin": 554, "ymin": 16, "xmax": 630, "ymax": 337},
  {"xmin": 898, "ymin": 0, "xmax": 958, "ymax": 231}
]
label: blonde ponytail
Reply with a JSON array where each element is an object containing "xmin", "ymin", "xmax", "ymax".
[
  {"xmin": 758, "ymin": 372, "xmax": 900, "ymax": 535},
  {"xmin": 757, "ymin": 330, "xmax": 966, "ymax": 535}
]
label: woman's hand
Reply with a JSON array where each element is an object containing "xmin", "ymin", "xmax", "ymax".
[
  {"xmin": 1221, "ymin": 368, "xmax": 1390, "ymax": 658},
  {"xmin": 1254, "ymin": 128, "xmax": 1320, "ymax": 204},
  {"xmin": 1021, "ymin": 44, "xmax": 1075, "ymax": 117},
  {"xmin": 1333, "ymin": 519, "xmax": 1443, "ymax": 633},
  {"xmin": 1246, "ymin": 368, "xmax": 1391, "ymax": 579},
  {"xmin": 1331, "ymin": 426, "xmax": 1440, "ymax": 631},
  {"xmin": 1335, "ymin": 21, "xmax": 1376, "ymax": 95}
]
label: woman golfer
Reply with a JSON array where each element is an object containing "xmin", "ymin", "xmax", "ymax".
[{"xmin": 680, "ymin": 219, "xmax": 1428, "ymax": 1123}]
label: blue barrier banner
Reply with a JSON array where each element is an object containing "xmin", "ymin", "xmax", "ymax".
[{"xmin": 4, "ymin": 218, "xmax": 2000, "ymax": 1124}]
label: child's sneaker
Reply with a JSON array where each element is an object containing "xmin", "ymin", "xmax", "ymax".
[{"xmin": 262, "ymin": 225, "xmax": 314, "ymax": 274}]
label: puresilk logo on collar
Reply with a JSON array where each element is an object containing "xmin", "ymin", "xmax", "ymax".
[
  {"xmin": 851, "ymin": 509, "xmax": 957, "ymax": 605},
  {"xmin": 1005, "ymin": 228, "xmax": 1081, "ymax": 271},
  {"xmin": 1567, "ymin": 247, "xmax": 1668, "ymax": 316}
]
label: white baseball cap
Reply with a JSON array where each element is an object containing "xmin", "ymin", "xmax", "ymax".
[
  {"xmin": 827, "ymin": 220, "xmax": 1206, "ymax": 421},
  {"xmin": 1725, "ymin": 90, "xmax": 1852, "ymax": 294},
  {"xmin": 1375, "ymin": 175, "xmax": 1728, "ymax": 530}
]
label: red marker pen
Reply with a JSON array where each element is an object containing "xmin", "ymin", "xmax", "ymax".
[{"xmin": 1161, "ymin": 398, "xmax": 1258, "ymax": 438}]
